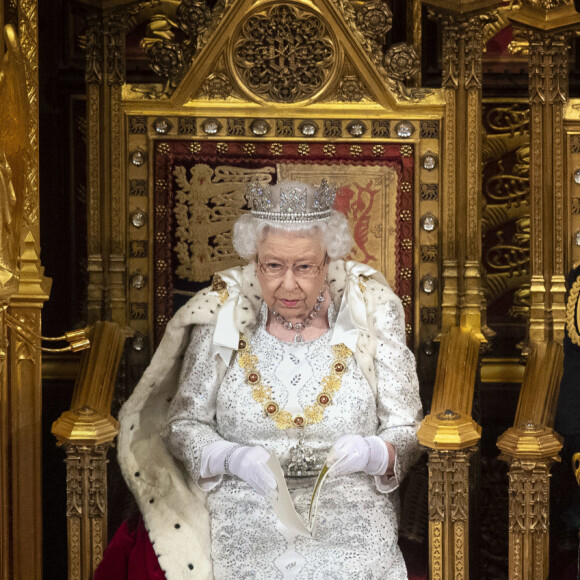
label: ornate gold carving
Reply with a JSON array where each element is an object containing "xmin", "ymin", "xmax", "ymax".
[
  {"xmin": 527, "ymin": 31, "xmax": 570, "ymax": 106},
  {"xmin": 178, "ymin": 117, "xmax": 197, "ymax": 135},
  {"xmin": 332, "ymin": 0, "xmax": 429, "ymax": 101},
  {"xmin": 426, "ymin": 448, "xmax": 476, "ymax": 580},
  {"xmin": 421, "ymin": 307, "xmax": 438, "ymax": 324},
  {"xmin": 140, "ymin": 0, "xmax": 212, "ymax": 95},
  {"xmin": 354, "ymin": 1, "xmax": 392, "ymax": 40},
  {"xmin": 105, "ymin": 17, "xmax": 124, "ymax": 86},
  {"xmin": 437, "ymin": 14, "xmax": 460, "ymax": 89},
  {"xmin": 566, "ymin": 274, "xmax": 580, "ymax": 347},
  {"xmin": 485, "ymin": 217, "xmax": 530, "ymax": 277},
  {"xmin": 421, "ymin": 244, "xmax": 438, "ymax": 262},
  {"xmin": 337, "ymin": 75, "xmax": 364, "ymax": 102},
  {"xmin": 372, "ymin": 120, "xmax": 390, "ymax": 138},
  {"xmin": 85, "ymin": 15, "xmax": 103, "ymax": 85},
  {"xmin": 464, "ymin": 16, "xmax": 491, "ymax": 90},
  {"xmin": 485, "ymin": 105, "xmax": 529, "ymax": 134},
  {"xmin": 232, "ymin": 4, "xmax": 336, "ymax": 103},
  {"xmin": 199, "ymin": 72, "xmax": 233, "ymax": 100},
  {"xmin": 383, "ymin": 42, "xmax": 420, "ymax": 84},
  {"xmin": 19, "ymin": 0, "xmax": 39, "ymax": 226},
  {"xmin": 111, "ymin": 84, "xmax": 123, "ymax": 255},
  {"xmin": 0, "ymin": 25, "xmax": 28, "ymax": 297}
]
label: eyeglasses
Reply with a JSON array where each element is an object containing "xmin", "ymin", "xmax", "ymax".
[{"xmin": 256, "ymin": 254, "xmax": 327, "ymax": 279}]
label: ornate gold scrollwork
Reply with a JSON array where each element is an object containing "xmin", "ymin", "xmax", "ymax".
[
  {"xmin": 231, "ymin": 4, "xmax": 336, "ymax": 103},
  {"xmin": 139, "ymin": 0, "xmax": 213, "ymax": 95}
]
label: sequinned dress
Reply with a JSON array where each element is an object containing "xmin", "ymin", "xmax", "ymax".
[{"xmin": 163, "ymin": 301, "xmax": 422, "ymax": 580}]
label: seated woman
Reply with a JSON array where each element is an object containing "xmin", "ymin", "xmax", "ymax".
[{"xmin": 106, "ymin": 179, "xmax": 422, "ymax": 579}]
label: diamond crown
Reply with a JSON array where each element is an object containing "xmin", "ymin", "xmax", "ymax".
[{"xmin": 246, "ymin": 179, "xmax": 337, "ymax": 223}]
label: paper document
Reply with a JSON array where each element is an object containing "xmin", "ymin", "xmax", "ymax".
[{"xmin": 265, "ymin": 453, "xmax": 345, "ymax": 538}]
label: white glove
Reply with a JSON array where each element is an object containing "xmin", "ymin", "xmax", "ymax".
[
  {"xmin": 327, "ymin": 435, "xmax": 389, "ymax": 477},
  {"xmin": 201, "ymin": 441, "xmax": 277, "ymax": 498}
]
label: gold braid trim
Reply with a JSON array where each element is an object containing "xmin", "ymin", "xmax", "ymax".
[
  {"xmin": 237, "ymin": 334, "xmax": 352, "ymax": 430},
  {"xmin": 566, "ymin": 274, "xmax": 580, "ymax": 347}
]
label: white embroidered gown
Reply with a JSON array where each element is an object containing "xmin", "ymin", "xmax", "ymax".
[{"xmin": 163, "ymin": 301, "xmax": 422, "ymax": 580}]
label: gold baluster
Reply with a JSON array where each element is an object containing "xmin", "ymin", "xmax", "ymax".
[
  {"xmin": 52, "ymin": 321, "xmax": 130, "ymax": 580},
  {"xmin": 497, "ymin": 342, "xmax": 564, "ymax": 580},
  {"xmin": 418, "ymin": 325, "xmax": 482, "ymax": 580}
]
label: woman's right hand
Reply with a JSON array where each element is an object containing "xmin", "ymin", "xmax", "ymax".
[{"xmin": 226, "ymin": 445, "xmax": 278, "ymax": 498}]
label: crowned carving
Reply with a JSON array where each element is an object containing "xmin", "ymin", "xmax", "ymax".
[{"xmin": 232, "ymin": 4, "xmax": 336, "ymax": 103}]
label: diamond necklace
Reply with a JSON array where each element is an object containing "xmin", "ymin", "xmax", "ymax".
[{"xmin": 270, "ymin": 287, "xmax": 326, "ymax": 343}]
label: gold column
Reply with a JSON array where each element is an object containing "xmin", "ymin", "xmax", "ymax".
[
  {"xmin": 53, "ymin": 321, "xmax": 128, "ymax": 580},
  {"xmin": 497, "ymin": 341, "xmax": 564, "ymax": 580},
  {"xmin": 418, "ymin": 325, "xmax": 482, "ymax": 580},
  {"xmin": 510, "ymin": 3, "xmax": 580, "ymax": 345},
  {"xmin": 423, "ymin": 0, "xmax": 499, "ymax": 338},
  {"xmin": 0, "ymin": 1, "xmax": 50, "ymax": 577},
  {"xmin": 83, "ymin": 4, "xmax": 127, "ymax": 325},
  {"xmin": 6, "ymin": 233, "xmax": 51, "ymax": 580}
]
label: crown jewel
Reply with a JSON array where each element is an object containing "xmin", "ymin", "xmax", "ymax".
[{"xmin": 246, "ymin": 179, "xmax": 336, "ymax": 223}]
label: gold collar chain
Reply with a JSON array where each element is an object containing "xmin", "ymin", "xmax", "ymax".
[{"xmin": 237, "ymin": 334, "xmax": 353, "ymax": 430}]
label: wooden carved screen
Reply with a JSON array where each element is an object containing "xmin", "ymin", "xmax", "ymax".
[{"xmin": 151, "ymin": 139, "xmax": 414, "ymax": 346}]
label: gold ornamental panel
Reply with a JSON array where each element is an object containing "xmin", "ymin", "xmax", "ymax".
[{"xmin": 229, "ymin": 2, "xmax": 340, "ymax": 105}]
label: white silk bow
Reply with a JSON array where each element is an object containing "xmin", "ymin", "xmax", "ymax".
[
  {"xmin": 330, "ymin": 261, "xmax": 388, "ymax": 351},
  {"xmin": 212, "ymin": 267, "xmax": 247, "ymax": 364}
]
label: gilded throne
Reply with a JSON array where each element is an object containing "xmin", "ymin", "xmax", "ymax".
[{"xmin": 2, "ymin": 0, "xmax": 580, "ymax": 579}]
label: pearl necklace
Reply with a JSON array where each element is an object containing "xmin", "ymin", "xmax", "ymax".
[{"xmin": 270, "ymin": 288, "xmax": 326, "ymax": 343}]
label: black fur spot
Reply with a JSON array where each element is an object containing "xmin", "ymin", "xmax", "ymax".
[
  {"xmin": 188, "ymin": 564, "xmax": 194, "ymax": 570},
  {"xmin": 175, "ymin": 524, "xmax": 180, "ymax": 529},
  {"xmin": 135, "ymin": 472, "xmax": 140, "ymax": 477},
  {"xmin": 149, "ymin": 498, "xmax": 155, "ymax": 504},
  {"xmin": 130, "ymin": 425, "xmax": 134, "ymax": 430}
]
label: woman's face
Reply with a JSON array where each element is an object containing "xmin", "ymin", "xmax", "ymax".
[{"xmin": 255, "ymin": 229, "xmax": 329, "ymax": 323}]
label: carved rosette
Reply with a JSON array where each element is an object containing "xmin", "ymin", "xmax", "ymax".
[
  {"xmin": 200, "ymin": 72, "xmax": 233, "ymax": 100},
  {"xmin": 232, "ymin": 4, "xmax": 336, "ymax": 103},
  {"xmin": 383, "ymin": 42, "xmax": 420, "ymax": 83},
  {"xmin": 355, "ymin": 1, "xmax": 392, "ymax": 40},
  {"xmin": 337, "ymin": 75, "xmax": 364, "ymax": 102}
]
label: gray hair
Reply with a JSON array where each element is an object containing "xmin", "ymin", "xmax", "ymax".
[{"xmin": 232, "ymin": 210, "xmax": 353, "ymax": 261}]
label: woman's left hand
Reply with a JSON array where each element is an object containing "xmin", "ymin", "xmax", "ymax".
[{"xmin": 327, "ymin": 435, "xmax": 390, "ymax": 477}]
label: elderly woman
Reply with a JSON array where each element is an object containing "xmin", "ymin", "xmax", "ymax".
[{"xmin": 113, "ymin": 180, "xmax": 422, "ymax": 580}]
